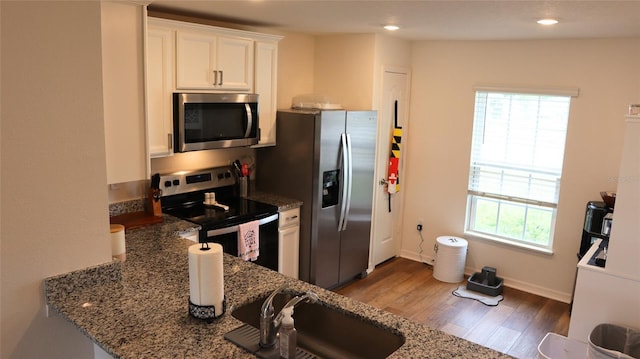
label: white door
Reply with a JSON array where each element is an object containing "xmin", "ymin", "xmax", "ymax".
[{"xmin": 371, "ymin": 68, "xmax": 410, "ymax": 266}]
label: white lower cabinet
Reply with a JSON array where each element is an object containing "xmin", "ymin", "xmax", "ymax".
[{"xmin": 278, "ymin": 208, "xmax": 300, "ymax": 279}]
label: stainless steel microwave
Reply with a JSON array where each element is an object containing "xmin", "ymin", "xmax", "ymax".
[{"xmin": 173, "ymin": 93, "xmax": 259, "ymax": 152}]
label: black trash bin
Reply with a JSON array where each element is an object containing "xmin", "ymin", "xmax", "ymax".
[{"xmin": 588, "ymin": 323, "xmax": 640, "ymax": 359}]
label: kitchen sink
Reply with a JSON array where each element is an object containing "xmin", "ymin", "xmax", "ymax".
[{"xmin": 225, "ymin": 292, "xmax": 405, "ymax": 359}]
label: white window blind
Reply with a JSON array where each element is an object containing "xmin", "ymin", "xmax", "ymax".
[
  {"xmin": 467, "ymin": 89, "xmax": 573, "ymax": 248},
  {"xmin": 469, "ymin": 91, "xmax": 571, "ymax": 206}
]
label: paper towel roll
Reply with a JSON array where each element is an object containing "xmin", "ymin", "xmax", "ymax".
[
  {"xmin": 188, "ymin": 243, "xmax": 224, "ymax": 315},
  {"xmin": 109, "ymin": 224, "xmax": 126, "ymax": 262}
]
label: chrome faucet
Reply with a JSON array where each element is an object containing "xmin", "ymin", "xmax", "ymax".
[{"xmin": 259, "ymin": 284, "xmax": 319, "ymax": 348}]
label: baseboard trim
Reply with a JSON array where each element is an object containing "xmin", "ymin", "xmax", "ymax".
[
  {"xmin": 400, "ymin": 249, "xmax": 435, "ymax": 266},
  {"xmin": 398, "ymin": 250, "xmax": 572, "ymax": 303}
]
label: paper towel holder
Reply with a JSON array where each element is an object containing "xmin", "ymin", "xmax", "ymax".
[
  {"xmin": 188, "ymin": 242, "xmax": 226, "ymax": 322},
  {"xmin": 189, "ymin": 297, "xmax": 226, "ymax": 322}
]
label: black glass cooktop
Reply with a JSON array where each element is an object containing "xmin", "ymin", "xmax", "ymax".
[{"xmin": 164, "ymin": 197, "xmax": 277, "ymax": 230}]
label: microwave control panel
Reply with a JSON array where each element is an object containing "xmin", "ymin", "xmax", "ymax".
[{"xmin": 159, "ymin": 166, "xmax": 234, "ymax": 196}]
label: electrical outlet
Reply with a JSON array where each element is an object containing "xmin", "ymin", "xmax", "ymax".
[{"xmin": 426, "ymin": 258, "xmax": 435, "ymax": 266}]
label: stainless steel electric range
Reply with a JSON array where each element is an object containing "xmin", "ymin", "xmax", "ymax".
[{"xmin": 160, "ymin": 166, "xmax": 279, "ymax": 271}]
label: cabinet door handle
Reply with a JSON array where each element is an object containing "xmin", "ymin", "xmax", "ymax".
[
  {"xmin": 219, "ymin": 70, "xmax": 224, "ymax": 86},
  {"xmin": 168, "ymin": 133, "xmax": 173, "ymax": 150}
]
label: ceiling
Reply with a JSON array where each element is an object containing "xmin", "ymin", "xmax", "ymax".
[{"xmin": 147, "ymin": 0, "xmax": 640, "ymax": 41}]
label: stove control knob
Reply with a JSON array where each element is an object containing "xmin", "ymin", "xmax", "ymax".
[
  {"xmin": 164, "ymin": 180, "xmax": 172, "ymax": 188},
  {"xmin": 224, "ymin": 171, "xmax": 231, "ymax": 178},
  {"xmin": 173, "ymin": 179, "xmax": 180, "ymax": 186},
  {"xmin": 217, "ymin": 173, "xmax": 224, "ymax": 180}
]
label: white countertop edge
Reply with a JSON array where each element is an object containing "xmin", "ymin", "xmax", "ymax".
[{"xmin": 578, "ymin": 239, "xmax": 640, "ymax": 283}]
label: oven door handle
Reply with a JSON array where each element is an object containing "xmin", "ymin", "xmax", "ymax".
[{"xmin": 206, "ymin": 213, "xmax": 278, "ymax": 237}]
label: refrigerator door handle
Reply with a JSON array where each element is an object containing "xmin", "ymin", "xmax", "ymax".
[
  {"xmin": 338, "ymin": 133, "xmax": 349, "ymax": 231},
  {"xmin": 342, "ymin": 133, "xmax": 353, "ymax": 231}
]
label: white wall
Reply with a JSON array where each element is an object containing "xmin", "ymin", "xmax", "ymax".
[
  {"xmin": 102, "ymin": 2, "xmax": 147, "ymax": 184},
  {"xmin": 1, "ymin": 2, "xmax": 112, "ymax": 358},
  {"xmin": 314, "ymin": 34, "xmax": 376, "ymax": 110},
  {"xmin": 276, "ymin": 32, "xmax": 316, "ymax": 109},
  {"xmin": 150, "ymin": 147, "xmax": 256, "ymax": 174},
  {"xmin": 569, "ymin": 119, "xmax": 640, "ymax": 341},
  {"xmin": 372, "ymin": 34, "xmax": 412, "ymax": 110},
  {"xmin": 606, "ymin": 118, "xmax": 640, "ymax": 277},
  {"xmin": 402, "ymin": 39, "xmax": 640, "ymax": 301}
]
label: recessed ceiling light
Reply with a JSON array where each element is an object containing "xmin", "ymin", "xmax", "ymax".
[
  {"xmin": 537, "ymin": 18, "xmax": 559, "ymax": 26},
  {"xmin": 384, "ymin": 25, "xmax": 400, "ymax": 31}
]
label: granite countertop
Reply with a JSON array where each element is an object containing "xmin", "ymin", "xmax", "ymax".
[
  {"xmin": 45, "ymin": 217, "xmax": 511, "ymax": 359},
  {"xmin": 247, "ymin": 191, "xmax": 303, "ymax": 211}
]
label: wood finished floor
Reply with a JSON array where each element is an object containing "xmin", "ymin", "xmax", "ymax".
[{"xmin": 335, "ymin": 257, "xmax": 571, "ymax": 359}]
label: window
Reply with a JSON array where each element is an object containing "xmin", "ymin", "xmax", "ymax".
[{"xmin": 466, "ymin": 87, "xmax": 576, "ymax": 251}]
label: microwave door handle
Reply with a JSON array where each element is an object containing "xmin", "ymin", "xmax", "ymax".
[{"xmin": 244, "ymin": 103, "xmax": 253, "ymax": 138}]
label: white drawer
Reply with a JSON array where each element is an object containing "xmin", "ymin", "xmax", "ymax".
[{"xmin": 278, "ymin": 207, "xmax": 300, "ymax": 228}]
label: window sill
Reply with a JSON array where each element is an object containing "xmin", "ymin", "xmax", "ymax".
[{"xmin": 464, "ymin": 231, "xmax": 554, "ymax": 256}]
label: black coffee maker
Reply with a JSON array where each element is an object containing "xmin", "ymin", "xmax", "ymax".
[{"xmin": 578, "ymin": 201, "xmax": 612, "ymax": 258}]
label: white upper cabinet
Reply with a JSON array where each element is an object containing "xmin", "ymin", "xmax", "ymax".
[
  {"xmin": 176, "ymin": 30, "xmax": 253, "ymax": 91},
  {"xmin": 216, "ymin": 36, "xmax": 254, "ymax": 91},
  {"xmin": 253, "ymin": 40, "xmax": 279, "ymax": 146},
  {"xmin": 145, "ymin": 17, "xmax": 282, "ymax": 157},
  {"xmin": 146, "ymin": 25, "xmax": 174, "ymax": 157}
]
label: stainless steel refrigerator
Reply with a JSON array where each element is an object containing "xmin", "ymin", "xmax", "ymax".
[{"xmin": 257, "ymin": 109, "xmax": 377, "ymax": 289}]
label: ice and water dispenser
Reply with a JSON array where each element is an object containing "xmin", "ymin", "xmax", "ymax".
[{"xmin": 322, "ymin": 170, "xmax": 340, "ymax": 208}]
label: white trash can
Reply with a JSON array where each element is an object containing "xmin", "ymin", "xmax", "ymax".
[
  {"xmin": 588, "ymin": 323, "xmax": 640, "ymax": 359},
  {"xmin": 537, "ymin": 332, "xmax": 587, "ymax": 359},
  {"xmin": 433, "ymin": 236, "xmax": 468, "ymax": 283}
]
